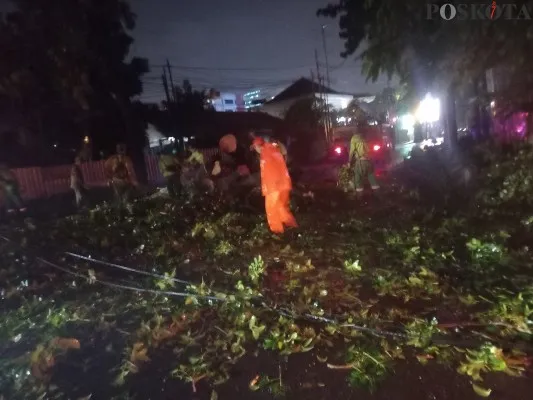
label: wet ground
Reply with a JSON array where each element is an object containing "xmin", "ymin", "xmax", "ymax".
[{"xmin": 1, "ymin": 149, "xmax": 532, "ymax": 400}]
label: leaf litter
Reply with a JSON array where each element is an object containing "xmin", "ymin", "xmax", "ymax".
[{"xmin": 0, "ymin": 142, "xmax": 533, "ymax": 399}]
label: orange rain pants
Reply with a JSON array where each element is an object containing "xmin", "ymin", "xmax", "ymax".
[
  {"xmin": 265, "ymin": 190, "xmax": 297, "ymax": 233},
  {"xmin": 259, "ymin": 142, "xmax": 298, "ymax": 234}
]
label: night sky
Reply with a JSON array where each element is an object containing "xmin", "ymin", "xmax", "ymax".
[
  {"xmin": 1, "ymin": 0, "xmax": 393, "ymax": 102},
  {"xmin": 133, "ymin": 0, "xmax": 392, "ymax": 102}
]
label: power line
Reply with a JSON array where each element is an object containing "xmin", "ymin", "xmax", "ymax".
[{"xmin": 149, "ymin": 63, "xmax": 316, "ymax": 72}]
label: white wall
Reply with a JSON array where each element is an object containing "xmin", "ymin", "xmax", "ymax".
[
  {"xmin": 210, "ymin": 92, "xmax": 237, "ymax": 112},
  {"xmin": 260, "ymin": 93, "xmax": 355, "ymax": 119}
]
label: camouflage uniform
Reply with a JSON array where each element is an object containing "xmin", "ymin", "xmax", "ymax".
[
  {"xmin": 159, "ymin": 154, "xmax": 181, "ymax": 198},
  {"xmin": 181, "ymin": 149, "xmax": 214, "ymax": 198},
  {"xmin": 105, "ymin": 154, "xmax": 136, "ymax": 206},
  {"xmin": 0, "ymin": 165, "xmax": 25, "ymax": 213},
  {"xmin": 349, "ymin": 134, "xmax": 379, "ymax": 193}
]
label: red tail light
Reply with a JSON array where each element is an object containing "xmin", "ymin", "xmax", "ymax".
[
  {"xmin": 373, "ymin": 144, "xmax": 381, "ymax": 151},
  {"xmin": 334, "ymin": 146, "xmax": 342, "ymax": 155}
]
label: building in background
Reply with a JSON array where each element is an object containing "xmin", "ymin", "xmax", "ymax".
[
  {"xmin": 209, "ymin": 92, "xmax": 238, "ymax": 112},
  {"xmin": 244, "ymin": 90, "xmax": 268, "ymax": 110},
  {"xmin": 260, "ymin": 77, "xmax": 355, "ymax": 119}
]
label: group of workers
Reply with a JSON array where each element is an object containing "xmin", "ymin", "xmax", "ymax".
[
  {"xmin": 2, "ymin": 131, "xmax": 379, "ymax": 234},
  {"xmin": 69, "ymin": 143, "xmax": 139, "ymax": 210},
  {"xmin": 156, "ymin": 133, "xmax": 297, "ymax": 234}
]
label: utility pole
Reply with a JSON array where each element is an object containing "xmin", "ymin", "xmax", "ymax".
[
  {"xmin": 321, "ymin": 25, "xmax": 331, "ymax": 89},
  {"xmin": 321, "ymin": 25, "xmax": 333, "ymax": 142},
  {"xmin": 310, "ymin": 69, "xmax": 320, "ymax": 139},
  {"xmin": 162, "ymin": 64, "xmax": 179, "ymax": 151},
  {"xmin": 165, "ymin": 59, "xmax": 182, "ymax": 149},
  {"xmin": 162, "ymin": 68, "xmax": 171, "ymax": 105},
  {"xmin": 315, "ymin": 49, "xmax": 330, "ymax": 142},
  {"xmin": 314, "ymin": 49, "xmax": 323, "ymax": 119},
  {"xmin": 166, "ymin": 59, "xmax": 176, "ymax": 102}
]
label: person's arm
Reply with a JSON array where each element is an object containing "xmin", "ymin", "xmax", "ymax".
[
  {"xmin": 158, "ymin": 157, "xmax": 166, "ymax": 174},
  {"xmin": 210, "ymin": 153, "xmax": 222, "ymax": 176},
  {"xmin": 79, "ymin": 167, "xmax": 85, "ymax": 187},
  {"xmin": 70, "ymin": 167, "xmax": 77, "ymax": 188},
  {"xmin": 126, "ymin": 158, "xmax": 138, "ymax": 186},
  {"xmin": 104, "ymin": 158, "xmax": 114, "ymax": 183}
]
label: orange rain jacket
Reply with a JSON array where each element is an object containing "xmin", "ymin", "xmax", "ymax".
[{"xmin": 258, "ymin": 141, "xmax": 292, "ymax": 196}]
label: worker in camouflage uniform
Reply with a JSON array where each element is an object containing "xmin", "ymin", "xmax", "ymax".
[
  {"xmin": 70, "ymin": 156, "xmax": 87, "ymax": 208},
  {"xmin": 0, "ymin": 163, "xmax": 26, "ymax": 214},
  {"xmin": 104, "ymin": 144, "xmax": 137, "ymax": 207},
  {"xmin": 181, "ymin": 148, "xmax": 214, "ymax": 198},
  {"xmin": 158, "ymin": 149, "xmax": 181, "ymax": 198},
  {"xmin": 212, "ymin": 134, "xmax": 259, "ymax": 196},
  {"xmin": 349, "ymin": 133, "xmax": 379, "ymax": 194}
]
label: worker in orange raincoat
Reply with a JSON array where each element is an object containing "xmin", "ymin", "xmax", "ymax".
[{"xmin": 251, "ymin": 137, "xmax": 297, "ymax": 234}]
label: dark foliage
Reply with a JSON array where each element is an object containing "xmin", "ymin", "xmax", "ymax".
[{"xmin": 0, "ymin": 0, "xmax": 149, "ymax": 160}]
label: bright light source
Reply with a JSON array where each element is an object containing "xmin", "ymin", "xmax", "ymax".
[
  {"xmin": 83, "ymin": 136, "xmax": 90, "ymax": 144},
  {"xmin": 53, "ymin": 144, "xmax": 57, "ymax": 148},
  {"xmin": 490, "ymin": 101, "xmax": 495, "ymax": 108},
  {"xmin": 183, "ymin": 137, "xmax": 189, "ymax": 143},
  {"xmin": 337, "ymin": 116, "xmax": 346, "ymax": 123},
  {"xmin": 415, "ymin": 94, "xmax": 440, "ymax": 123},
  {"xmin": 400, "ymin": 114, "xmax": 415, "ymax": 130},
  {"xmin": 373, "ymin": 144, "xmax": 381, "ymax": 152},
  {"xmin": 168, "ymin": 137, "xmax": 175, "ymax": 142},
  {"xmin": 334, "ymin": 147, "xmax": 342, "ymax": 155}
]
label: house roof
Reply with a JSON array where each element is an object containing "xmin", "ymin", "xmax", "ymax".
[
  {"xmin": 266, "ymin": 77, "xmax": 343, "ymax": 104},
  {"xmin": 203, "ymin": 111, "xmax": 282, "ymax": 130},
  {"xmin": 194, "ymin": 111, "xmax": 284, "ymax": 146}
]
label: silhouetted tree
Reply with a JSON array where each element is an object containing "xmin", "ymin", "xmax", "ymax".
[
  {"xmin": 146, "ymin": 80, "xmax": 214, "ymax": 148},
  {"xmin": 169, "ymin": 80, "xmax": 214, "ymax": 140},
  {"xmin": 318, "ymin": 0, "xmax": 533, "ymax": 145},
  {"xmin": 283, "ymin": 98, "xmax": 325, "ymax": 162},
  {"xmin": 0, "ymin": 0, "xmax": 148, "ymax": 159},
  {"xmin": 283, "ymin": 98, "xmax": 322, "ymax": 133}
]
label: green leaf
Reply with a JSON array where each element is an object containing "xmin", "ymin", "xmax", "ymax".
[
  {"xmin": 472, "ymin": 384, "xmax": 492, "ymax": 397},
  {"xmin": 316, "ymin": 355, "xmax": 328, "ymax": 363}
]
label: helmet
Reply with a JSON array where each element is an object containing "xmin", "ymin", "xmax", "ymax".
[{"xmin": 219, "ymin": 134, "xmax": 237, "ymax": 153}]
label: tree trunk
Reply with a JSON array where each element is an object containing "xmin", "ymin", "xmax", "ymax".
[
  {"xmin": 472, "ymin": 77, "xmax": 482, "ymax": 140},
  {"xmin": 116, "ymin": 95, "xmax": 148, "ymax": 184},
  {"xmin": 444, "ymin": 84, "xmax": 458, "ymax": 149}
]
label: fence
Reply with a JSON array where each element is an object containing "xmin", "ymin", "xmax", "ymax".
[
  {"xmin": 144, "ymin": 148, "xmax": 219, "ymax": 185},
  {"xmin": 0, "ymin": 148, "xmax": 219, "ymax": 206}
]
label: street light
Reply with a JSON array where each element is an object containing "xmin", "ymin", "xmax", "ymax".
[
  {"xmin": 415, "ymin": 94, "xmax": 440, "ymax": 123},
  {"xmin": 400, "ymin": 114, "xmax": 415, "ymax": 130}
]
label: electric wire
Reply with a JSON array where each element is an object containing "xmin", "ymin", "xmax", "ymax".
[
  {"xmin": 5, "ymin": 233, "xmax": 528, "ymax": 349},
  {"xmin": 9, "ymin": 234, "xmax": 516, "ymax": 344},
  {"xmin": 0, "ymin": 234, "xmax": 412, "ymax": 340},
  {"xmin": 64, "ymin": 252, "xmax": 192, "ymax": 285},
  {"xmin": 37, "ymin": 257, "xmax": 223, "ymax": 303},
  {"xmin": 149, "ymin": 63, "xmax": 317, "ymax": 72}
]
